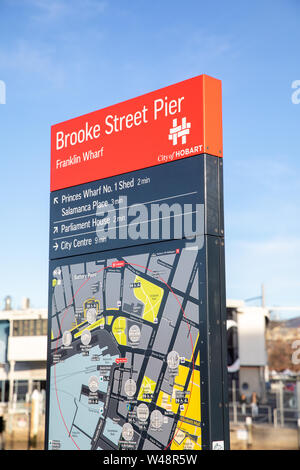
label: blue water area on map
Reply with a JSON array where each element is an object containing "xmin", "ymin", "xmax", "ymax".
[
  {"xmin": 103, "ymin": 417, "xmax": 122, "ymax": 446},
  {"xmin": 74, "ymin": 393, "xmax": 104, "ymax": 440},
  {"xmin": 48, "ymin": 344, "xmax": 118, "ymax": 450},
  {"xmin": 68, "ymin": 427, "xmax": 91, "ymax": 450}
]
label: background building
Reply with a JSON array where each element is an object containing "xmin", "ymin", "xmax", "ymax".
[
  {"xmin": 0, "ymin": 297, "xmax": 47, "ymax": 414},
  {"xmin": 227, "ymin": 299, "xmax": 270, "ymax": 402},
  {"xmin": 0, "ymin": 295, "xmax": 272, "ymax": 408}
]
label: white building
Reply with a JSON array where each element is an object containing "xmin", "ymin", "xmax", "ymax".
[
  {"xmin": 0, "ymin": 296, "xmax": 270, "ymax": 408},
  {"xmin": 227, "ymin": 299, "xmax": 270, "ymax": 401},
  {"xmin": 0, "ymin": 297, "xmax": 47, "ymax": 411}
]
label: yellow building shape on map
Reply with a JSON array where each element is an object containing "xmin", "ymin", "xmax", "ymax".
[
  {"xmin": 137, "ymin": 376, "xmax": 157, "ymax": 402},
  {"xmin": 133, "ymin": 276, "xmax": 163, "ymax": 323},
  {"xmin": 83, "ymin": 298, "xmax": 100, "ymax": 319},
  {"xmin": 156, "ymin": 365, "xmax": 191, "ymax": 415},
  {"xmin": 171, "ymin": 420, "xmax": 202, "ymax": 450},
  {"xmin": 112, "ymin": 317, "xmax": 127, "ymax": 345},
  {"xmin": 185, "ymin": 332, "xmax": 199, "ymax": 363},
  {"xmin": 74, "ymin": 317, "xmax": 105, "ymax": 338},
  {"xmin": 157, "ymin": 390, "xmax": 179, "ymax": 414},
  {"xmin": 104, "ymin": 308, "xmax": 119, "ymax": 326},
  {"xmin": 174, "ymin": 365, "xmax": 189, "ymax": 388},
  {"xmin": 180, "ymin": 369, "xmax": 200, "ymax": 422},
  {"xmin": 70, "ymin": 320, "xmax": 86, "ymax": 333},
  {"xmin": 170, "ymin": 367, "xmax": 201, "ymax": 450}
]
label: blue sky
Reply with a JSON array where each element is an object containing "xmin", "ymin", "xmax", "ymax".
[{"xmin": 0, "ymin": 0, "xmax": 299, "ymax": 317}]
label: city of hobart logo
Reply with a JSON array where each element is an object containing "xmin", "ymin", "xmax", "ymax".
[{"xmin": 168, "ymin": 117, "xmax": 191, "ymax": 145}]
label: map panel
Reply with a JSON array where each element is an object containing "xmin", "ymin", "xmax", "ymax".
[{"xmin": 47, "ymin": 237, "xmax": 204, "ymax": 450}]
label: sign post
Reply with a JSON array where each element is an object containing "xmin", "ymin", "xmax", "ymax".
[{"xmin": 45, "ymin": 75, "xmax": 229, "ymax": 451}]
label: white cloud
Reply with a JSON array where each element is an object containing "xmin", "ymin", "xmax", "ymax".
[
  {"xmin": 29, "ymin": 0, "xmax": 107, "ymax": 22},
  {"xmin": 0, "ymin": 40, "xmax": 65, "ymax": 87},
  {"xmin": 29, "ymin": 0, "xmax": 67, "ymax": 20}
]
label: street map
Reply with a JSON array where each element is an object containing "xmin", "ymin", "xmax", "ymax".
[{"xmin": 47, "ymin": 241, "xmax": 201, "ymax": 450}]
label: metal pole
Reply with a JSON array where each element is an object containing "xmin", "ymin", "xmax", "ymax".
[
  {"xmin": 261, "ymin": 284, "xmax": 265, "ymax": 308},
  {"xmin": 296, "ymin": 379, "xmax": 300, "ymax": 431},
  {"xmin": 30, "ymin": 389, "xmax": 40, "ymax": 448},
  {"xmin": 232, "ymin": 379, "xmax": 238, "ymax": 424},
  {"xmin": 246, "ymin": 416, "xmax": 252, "ymax": 448},
  {"xmin": 8, "ymin": 358, "xmax": 15, "ymax": 449},
  {"xmin": 280, "ymin": 381, "xmax": 284, "ymax": 427},
  {"xmin": 27, "ymin": 403, "xmax": 31, "ymax": 450},
  {"xmin": 268, "ymin": 406, "xmax": 271, "ymax": 424},
  {"xmin": 273, "ymin": 409, "xmax": 277, "ymax": 428}
]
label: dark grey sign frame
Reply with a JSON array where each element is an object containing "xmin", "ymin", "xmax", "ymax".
[{"xmin": 45, "ymin": 154, "xmax": 229, "ymax": 451}]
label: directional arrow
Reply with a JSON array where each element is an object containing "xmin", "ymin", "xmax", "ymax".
[
  {"xmin": 53, "ymin": 242, "xmax": 59, "ymax": 251},
  {"xmin": 53, "ymin": 226, "xmax": 58, "ymax": 234},
  {"xmin": 53, "ymin": 197, "xmax": 59, "ymax": 205}
]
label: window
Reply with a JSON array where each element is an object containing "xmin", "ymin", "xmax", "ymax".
[
  {"xmin": 242, "ymin": 382, "xmax": 249, "ymax": 391},
  {"xmin": 32, "ymin": 380, "xmax": 46, "ymax": 392},
  {"xmin": 12, "ymin": 319, "xmax": 48, "ymax": 336},
  {"xmin": 23, "ymin": 320, "xmax": 29, "ymax": 336},
  {"xmin": 0, "ymin": 380, "xmax": 9, "ymax": 402},
  {"xmin": 42, "ymin": 319, "xmax": 47, "ymax": 335},
  {"xmin": 29, "ymin": 320, "xmax": 36, "ymax": 336},
  {"xmin": 13, "ymin": 321, "xmax": 23, "ymax": 336},
  {"xmin": 13, "ymin": 380, "xmax": 28, "ymax": 402}
]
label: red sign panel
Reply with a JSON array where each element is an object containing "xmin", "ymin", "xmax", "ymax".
[
  {"xmin": 51, "ymin": 74, "xmax": 222, "ymax": 191},
  {"xmin": 112, "ymin": 261, "xmax": 126, "ymax": 268},
  {"xmin": 115, "ymin": 358, "xmax": 128, "ymax": 364}
]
